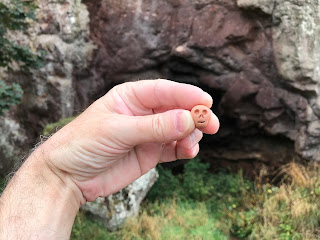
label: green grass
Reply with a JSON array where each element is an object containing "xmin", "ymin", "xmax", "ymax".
[
  {"xmin": 71, "ymin": 211, "xmax": 116, "ymax": 240},
  {"xmin": 119, "ymin": 200, "xmax": 228, "ymax": 240}
]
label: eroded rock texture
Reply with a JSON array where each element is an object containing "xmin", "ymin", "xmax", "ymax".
[{"xmin": 0, "ymin": 0, "xmax": 94, "ymax": 176}]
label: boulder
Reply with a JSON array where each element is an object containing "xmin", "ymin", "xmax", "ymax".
[{"xmin": 82, "ymin": 168, "xmax": 158, "ymax": 231}]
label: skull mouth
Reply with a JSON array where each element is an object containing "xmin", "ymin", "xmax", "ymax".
[{"xmin": 197, "ymin": 121, "xmax": 205, "ymax": 123}]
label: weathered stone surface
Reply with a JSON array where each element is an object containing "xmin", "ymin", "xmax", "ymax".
[
  {"xmin": 0, "ymin": 0, "xmax": 95, "ymax": 176},
  {"xmin": 82, "ymin": 168, "xmax": 158, "ymax": 231},
  {"xmin": 0, "ymin": 117, "xmax": 27, "ymax": 174},
  {"xmin": 1, "ymin": 0, "xmax": 320, "ymax": 177},
  {"xmin": 78, "ymin": 0, "xmax": 319, "ymax": 167},
  {"xmin": 237, "ymin": 0, "xmax": 320, "ymax": 160}
]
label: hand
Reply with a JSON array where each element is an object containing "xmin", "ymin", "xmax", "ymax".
[{"xmin": 42, "ymin": 79, "xmax": 220, "ymax": 202}]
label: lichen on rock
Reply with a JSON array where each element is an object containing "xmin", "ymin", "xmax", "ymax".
[{"xmin": 82, "ymin": 168, "xmax": 159, "ymax": 231}]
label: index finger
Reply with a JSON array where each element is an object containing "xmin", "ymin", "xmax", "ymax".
[{"xmin": 131, "ymin": 79, "xmax": 213, "ymax": 110}]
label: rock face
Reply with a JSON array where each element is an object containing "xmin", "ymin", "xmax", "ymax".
[
  {"xmin": 1, "ymin": 0, "xmax": 320, "ymax": 180},
  {"xmin": 78, "ymin": 0, "xmax": 319, "ymax": 170},
  {"xmin": 236, "ymin": 0, "xmax": 320, "ymax": 161},
  {"xmin": 0, "ymin": 0, "xmax": 94, "ymax": 176},
  {"xmin": 82, "ymin": 168, "xmax": 158, "ymax": 231}
]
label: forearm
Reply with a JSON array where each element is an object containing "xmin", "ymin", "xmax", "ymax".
[{"xmin": 0, "ymin": 148, "xmax": 81, "ymax": 239}]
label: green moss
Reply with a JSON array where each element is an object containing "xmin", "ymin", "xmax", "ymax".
[{"xmin": 43, "ymin": 116, "xmax": 76, "ymax": 135}]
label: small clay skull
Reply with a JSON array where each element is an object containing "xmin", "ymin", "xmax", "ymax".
[{"xmin": 191, "ymin": 105, "xmax": 210, "ymax": 128}]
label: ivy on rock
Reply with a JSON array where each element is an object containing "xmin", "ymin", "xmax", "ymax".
[{"xmin": 0, "ymin": 0, "xmax": 44, "ymax": 116}]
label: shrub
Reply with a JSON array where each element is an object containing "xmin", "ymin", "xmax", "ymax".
[
  {"xmin": 0, "ymin": 80, "xmax": 23, "ymax": 115},
  {"xmin": 0, "ymin": 0, "xmax": 45, "ymax": 116},
  {"xmin": 183, "ymin": 159, "xmax": 213, "ymax": 201},
  {"xmin": 145, "ymin": 164, "xmax": 183, "ymax": 202},
  {"xmin": 0, "ymin": 0, "xmax": 44, "ymax": 71}
]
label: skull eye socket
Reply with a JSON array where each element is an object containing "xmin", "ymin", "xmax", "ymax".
[
  {"xmin": 194, "ymin": 109, "xmax": 200, "ymax": 114},
  {"xmin": 202, "ymin": 110, "xmax": 207, "ymax": 115}
]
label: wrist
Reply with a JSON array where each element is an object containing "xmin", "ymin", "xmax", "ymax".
[
  {"xmin": 33, "ymin": 143, "xmax": 86, "ymax": 206},
  {"xmin": 0, "ymin": 146, "xmax": 82, "ymax": 239}
]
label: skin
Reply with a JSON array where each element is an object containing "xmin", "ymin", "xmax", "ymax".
[{"xmin": 0, "ymin": 79, "xmax": 219, "ymax": 239}]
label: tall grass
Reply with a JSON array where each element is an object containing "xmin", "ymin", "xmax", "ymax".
[
  {"xmin": 71, "ymin": 160, "xmax": 320, "ymax": 240},
  {"xmin": 247, "ymin": 162, "xmax": 320, "ymax": 240}
]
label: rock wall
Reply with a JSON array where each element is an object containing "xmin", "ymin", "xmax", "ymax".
[
  {"xmin": 78, "ymin": 0, "xmax": 320, "ymax": 171},
  {"xmin": 237, "ymin": 0, "xmax": 320, "ymax": 161},
  {"xmin": 0, "ymin": 0, "xmax": 94, "ymax": 176},
  {"xmin": 1, "ymin": 0, "xmax": 320, "ymax": 175}
]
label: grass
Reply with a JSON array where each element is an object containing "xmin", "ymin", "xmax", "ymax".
[
  {"xmin": 71, "ymin": 211, "xmax": 113, "ymax": 240},
  {"xmin": 118, "ymin": 199, "xmax": 228, "ymax": 240},
  {"xmin": 72, "ymin": 199, "xmax": 228, "ymax": 240},
  {"xmin": 246, "ymin": 162, "xmax": 320, "ymax": 240},
  {"xmin": 71, "ymin": 160, "xmax": 320, "ymax": 240}
]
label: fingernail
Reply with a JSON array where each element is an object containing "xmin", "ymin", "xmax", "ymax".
[{"xmin": 175, "ymin": 111, "xmax": 192, "ymax": 133}]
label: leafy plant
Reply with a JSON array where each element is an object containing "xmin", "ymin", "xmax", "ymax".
[
  {"xmin": 0, "ymin": 0, "xmax": 45, "ymax": 116},
  {"xmin": 0, "ymin": 0, "xmax": 44, "ymax": 71},
  {"xmin": 0, "ymin": 80, "xmax": 23, "ymax": 115},
  {"xmin": 145, "ymin": 164, "xmax": 183, "ymax": 202},
  {"xmin": 183, "ymin": 159, "xmax": 213, "ymax": 200}
]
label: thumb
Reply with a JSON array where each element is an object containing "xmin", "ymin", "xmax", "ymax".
[{"xmin": 121, "ymin": 110, "xmax": 195, "ymax": 145}]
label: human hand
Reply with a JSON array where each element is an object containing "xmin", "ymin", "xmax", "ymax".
[{"xmin": 41, "ymin": 79, "xmax": 220, "ymax": 202}]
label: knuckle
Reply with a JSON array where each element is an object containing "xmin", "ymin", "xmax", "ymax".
[{"xmin": 151, "ymin": 115, "xmax": 166, "ymax": 141}]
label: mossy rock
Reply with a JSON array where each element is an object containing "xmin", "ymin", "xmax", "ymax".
[{"xmin": 43, "ymin": 116, "xmax": 77, "ymax": 136}]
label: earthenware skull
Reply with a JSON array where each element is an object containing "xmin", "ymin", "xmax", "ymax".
[{"xmin": 191, "ymin": 105, "xmax": 210, "ymax": 128}]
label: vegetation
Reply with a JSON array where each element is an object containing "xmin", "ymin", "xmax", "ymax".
[
  {"xmin": 0, "ymin": 0, "xmax": 44, "ymax": 71},
  {"xmin": 0, "ymin": 80, "xmax": 22, "ymax": 115},
  {"xmin": 247, "ymin": 162, "xmax": 320, "ymax": 239},
  {"xmin": 71, "ymin": 211, "xmax": 112, "ymax": 240},
  {"xmin": 0, "ymin": 0, "xmax": 45, "ymax": 116},
  {"xmin": 43, "ymin": 116, "xmax": 77, "ymax": 135},
  {"xmin": 71, "ymin": 159, "xmax": 320, "ymax": 240}
]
